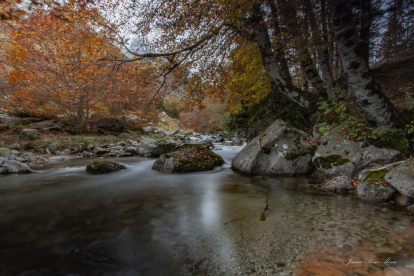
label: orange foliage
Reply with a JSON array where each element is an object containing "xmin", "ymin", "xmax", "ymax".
[
  {"xmin": 179, "ymin": 97, "xmax": 229, "ymax": 133},
  {"xmin": 1, "ymin": 5, "xmax": 161, "ymax": 132}
]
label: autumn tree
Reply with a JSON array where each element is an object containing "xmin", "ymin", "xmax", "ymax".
[
  {"xmin": 30, "ymin": 0, "xmax": 411, "ymax": 133},
  {"xmin": 1, "ymin": 5, "xmax": 161, "ymax": 132}
]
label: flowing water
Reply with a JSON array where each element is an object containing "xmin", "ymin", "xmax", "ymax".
[{"xmin": 1, "ymin": 144, "xmax": 414, "ymax": 276}]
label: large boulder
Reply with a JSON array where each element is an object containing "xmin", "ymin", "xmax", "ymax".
[
  {"xmin": 312, "ymin": 136, "xmax": 401, "ymax": 177},
  {"xmin": 139, "ymin": 136, "xmax": 176, "ymax": 157},
  {"xmin": 385, "ymin": 163, "xmax": 414, "ymax": 198},
  {"xmin": 86, "ymin": 161, "xmax": 127, "ymax": 174},
  {"xmin": 0, "ymin": 148, "xmax": 11, "ymax": 157},
  {"xmin": 231, "ymin": 120, "xmax": 317, "ymax": 176},
  {"xmin": 152, "ymin": 144, "xmax": 224, "ymax": 173},
  {"xmin": 20, "ymin": 128, "xmax": 40, "ymax": 140},
  {"xmin": 31, "ymin": 121, "xmax": 61, "ymax": 131}
]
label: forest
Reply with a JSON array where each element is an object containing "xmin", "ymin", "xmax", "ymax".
[
  {"xmin": 0, "ymin": 0, "xmax": 413, "ymax": 138},
  {"xmin": 1, "ymin": 0, "xmax": 414, "ymax": 275}
]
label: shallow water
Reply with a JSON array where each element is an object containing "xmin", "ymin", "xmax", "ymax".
[{"xmin": 1, "ymin": 144, "xmax": 414, "ymax": 276}]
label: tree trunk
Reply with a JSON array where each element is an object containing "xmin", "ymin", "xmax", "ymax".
[
  {"xmin": 328, "ymin": 0, "xmax": 405, "ymax": 128},
  {"xmin": 305, "ymin": 0, "xmax": 335, "ymax": 87},
  {"xmin": 251, "ymin": 3, "xmax": 313, "ymax": 110},
  {"xmin": 268, "ymin": 0, "xmax": 292, "ymax": 85},
  {"xmin": 358, "ymin": 0, "xmax": 371, "ymax": 67},
  {"xmin": 278, "ymin": 0, "xmax": 327, "ymax": 96}
]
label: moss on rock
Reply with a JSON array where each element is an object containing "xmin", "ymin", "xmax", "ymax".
[
  {"xmin": 313, "ymin": 155, "xmax": 350, "ymax": 169},
  {"xmin": 365, "ymin": 169, "xmax": 388, "ymax": 185},
  {"xmin": 367, "ymin": 135, "xmax": 407, "ymax": 153},
  {"xmin": 155, "ymin": 144, "xmax": 224, "ymax": 173},
  {"xmin": 86, "ymin": 161, "xmax": 127, "ymax": 174}
]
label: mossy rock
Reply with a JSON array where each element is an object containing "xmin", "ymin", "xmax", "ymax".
[
  {"xmin": 365, "ymin": 169, "xmax": 388, "ymax": 185},
  {"xmin": 86, "ymin": 161, "xmax": 127, "ymax": 174},
  {"xmin": 313, "ymin": 155, "xmax": 350, "ymax": 169},
  {"xmin": 152, "ymin": 144, "xmax": 224, "ymax": 173}
]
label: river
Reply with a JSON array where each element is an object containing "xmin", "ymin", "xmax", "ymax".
[{"xmin": 1, "ymin": 144, "xmax": 414, "ymax": 275}]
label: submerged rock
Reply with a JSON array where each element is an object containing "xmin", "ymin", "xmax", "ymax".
[
  {"xmin": 152, "ymin": 144, "xmax": 224, "ymax": 173},
  {"xmin": 86, "ymin": 161, "xmax": 127, "ymax": 174},
  {"xmin": 71, "ymin": 248, "xmax": 118, "ymax": 265},
  {"xmin": 231, "ymin": 120, "xmax": 317, "ymax": 176}
]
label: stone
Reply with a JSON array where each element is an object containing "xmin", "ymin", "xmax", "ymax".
[
  {"xmin": 87, "ymin": 144, "xmax": 94, "ymax": 151},
  {"xmin": 0, "ymin": 148, "xmax": 11, "ymax": 157},
  {"xmin": 232, "ymin": 120, "xmax": 317, "ymax": 176},
  {"xmin": 119, "ymin": 152, "xmax": 132, "ymax": 157},
  {"xmin": 83, "ymin": 151, "xmax": 94, "ymax": 158},
  {"xmin": 20, "ymin": 128, "xmax": 40, "ymax": 140},
  {"xmin": 86, "ymin": 161, "xmax": 127, "ymax": 174},
  {"xmin": 139, "ymin": 136, "xmax": 176, "ymax": 158},
  {"xmin": 385, "ymin": 163, "xmax": 414, "ymax": 198},
  {"xmin": 63, "ymin": 149, "xmax": 71, "ymax": 155},
  {"xmin": 0, "ymin": 167, "xmax": 6, "ymax": 174},
  {"xmin": 45, "ymin": 148, "xmax": 51, "ymax": 155},
  {"xmin": 7, "ymin": 143, "xmax": 21, "ymax": 151},
  {"xmin": 11, "ymin": 150, "xmax": 18, "ymax": 155},
  {"xmin": 117, "ymin": 142, "xmax": 127, "ymax": 147},
  {"xmin": 312, "ymin": 136, "xmax": 401, "ymax": 177},
  {"xmin": 31, "ymin": 121, "xmax": 61, "ymax": 131},
  {"xmin": 124, "ymin": 146, "xmax": 138, "ymax": 155},
  {"xmin": 152, "ymin": 144, "xmax": 224, "ymax": 173},
  {"xmin": 323, "ymin": 176, "xmax": 353, "ymax": 191},
  {"xmin": 356, "ymin": 181, "xmax": 396, "ymax": 202},
  {"xmin": 118, "ymin": 133, "xmax": 132, "ymax": 140},
  {"xmin": 21, "ymin": 152, "xmax": 36, "ymax": 162},
  {"xmin": 93, "ymin": 147, "xmax": 107, "ymax": 156},
  {"xmin": 47, "ymin": 142, "xmax": 60, "ymax": 154},
  {"xmin": 2, "ymin": 160, "xmax": 34, "ymax": 173}
]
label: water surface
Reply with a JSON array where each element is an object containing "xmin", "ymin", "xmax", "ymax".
[{"xmin": 1, "ymin": 144, "xmax": 414, "ymax": 275}]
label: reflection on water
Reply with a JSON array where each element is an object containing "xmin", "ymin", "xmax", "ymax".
[{"xmin": 0, "ymin": 144, "xmax": 413, "ymax": 276}]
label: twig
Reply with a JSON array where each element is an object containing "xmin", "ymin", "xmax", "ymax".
[{"xmin": 260, "ymin": 190, "xmax": 269, "ymax": 221}]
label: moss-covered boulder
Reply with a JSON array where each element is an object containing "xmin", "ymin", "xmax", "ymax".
[
  {"xmin": 86, "ymin": 161, "xmax": 127, "ymax": 174},
  {"xmin": 152, "ymin": 144, "xmax": 224, "ymax": 173},
  {"xmin": 356, "ymin": 169, "xmax": 396, "ymax": 202},
  {"xmin": 231, "ymin": 120, "xmax": 318, "ymax": 176},
  {"xmin": 312, "ymin": 136, "xmax": 401, "ymax": 177}
]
